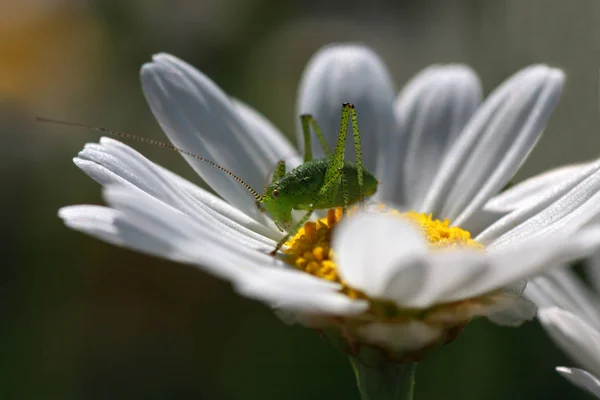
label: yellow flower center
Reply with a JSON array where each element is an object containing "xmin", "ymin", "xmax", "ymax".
[{"xmin": 284, "ymin": 207, "xmax": 482, "ymax": 298}]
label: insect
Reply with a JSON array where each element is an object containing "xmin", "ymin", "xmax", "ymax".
[{"xmin": 39, "ymin": 102, "xmax": 379, "ymax": 256}]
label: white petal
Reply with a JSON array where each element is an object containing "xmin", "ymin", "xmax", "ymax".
[
  {"xmin": 141, "ymin": 53, "xmax": 275, "ymax": 220},
  {"xmin": 556, "ymin": 367, "xmax": 600, "ymax": 398},
  {"xmin": 384, "ymin": 65, "xmax": 481, "ymax": 207},
  {"xmin": 477, "ymin": 159, "xmax": 600, "ymax": 245},
  {"xmin": 410, "ymin": 251, "xmax": 490, "ymax": 307},
  {"xmin": 77, "ymin": 138, "xmax": 280, "ymax": 247},
  {"xmin": 334, "ymin": 211, "xmax": 429, "ymax": 302},
  {"xmin": 334, "ymin": 213, "xmax": 600, "ymax": 310},
  {"xmin": 356, "ymin": 321, "xmax": 441, "ymax": 354},
  {"xmin": 158, "ymin": 161, "xmax": 282, "ymax": 240},
  {"xmin": 296, "ymin": 44, "xmax": 396, "ymax": 178},
  {"xmin": 64, "ymin": 185, "xmax": 283, "ymax": 283},
  {"xmin": 488, "ymin": 165, "xmax": 600, "ymax": 247},
  {"xmin": 539, "ymin": 308, "xmax": 600, "ymax": 380},
  {"xmin": 63, "ymin": 187, "xmax": 367, "ymax": 317},
  {"xmin": 450, "ymin": 227, "xmax": 600, "ymax": 301},
  {"xmin": 59, "ymin": 205, "xmax": 127, "ymax": 248},
  {"xmin": 335, "ymin": 212, "xmax": 599, "ymax": 309},
  {"xmin": 235, "ymin": 267, "xmax": 368, "ymax": 316},
  {"xmin": 588, "ymin": 251, "xmax": 600, "ymax": 296},
  {"xmin": 486, "ymin": 295, "xmax": 537, "ymax": 326},
  {"xmin": 486, "ymin": 161, "xmax": 594, "ymax": 213},
  {"xmin": 59, "ymin": 204, "xmax": 217, "ymax": 270},
  {"xmin": 336, "ymin": 211, "xmax": 493, "ymax": 309},
  {"xmin": 232, "ymin": 98, "xmax": 302, "ymax": 171},
  {"xmin": 421, "ymin": 65, "xmax": 564, "ymax": 227},
  {"xmin": 524, "ymin": 280, "xmax": 557, "ymax": 309},
  {"xmin": 459, "ymin": 207, "xmax": 507, "ymax": 238},
  {"xmin": 77, "ymin": 139, "xmax": 202, "ymax": 218},
  {"xmin": 102, "ymin": 184, "xmax": 279, "ymax": 258},
  {"xmin": 526, "ymin": 269, "xmax": 600, "ymax": 332}
]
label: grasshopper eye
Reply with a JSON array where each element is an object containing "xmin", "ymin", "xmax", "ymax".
[{"xmin": 272, "ymin": 189, "xmax": 280, "ymax": 199}]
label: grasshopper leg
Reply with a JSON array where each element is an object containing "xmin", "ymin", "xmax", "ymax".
[
  {"xmin": 347, "ymin": 105, "xmax": 364, "ymax": 204},
  {"xmin": 300, "ymin": 114, "xmax": 332, "ymax": 161}
]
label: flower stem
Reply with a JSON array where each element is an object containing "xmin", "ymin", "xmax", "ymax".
[{"xmin": 350, "ymin": 356, "xmax": 417, "ymax": 400}]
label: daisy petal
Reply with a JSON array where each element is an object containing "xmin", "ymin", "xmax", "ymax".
[
  {"xmin": 232, "ymin": 98, "xmax": 302, "ymax": 170},
  {"xmin": 526, "ymin": 269, "xmax": 600, "ymax": 331},
  {"xmin": 422, "ymin": 65, "xmax": 564, "ymax": 227},
  {"xmin": 487, "ymin": 161, "xmax": 594, "ymax": 213},
  {"xmin": 477, "ymin": 160, "xmax": 600, "ymax": 244},
  {"xmin": 449, "ymin": 226, "xmax": 600, "ymax": 301},
  {"xmin": 59, "ymin": 205, "xmax": 130, "ymax": 248},
  {"xmin": 387, "ymin": 65, "xmax": 481, "ymax": 207},
  {"xmin": 59, "ymin": 204, "xmax": 201, "ymax": 267},
  {"xmin": 408, "ymin": 251, "xmax": 489, "ymax": 308},
  {"xmin": 141, "ymin": 53, "xmax": 273, "ymax": 220},
  {"xmin": 524, "ymin": 280, "xmax": 557, "ymax": 309},
  {"xmin": 158, "ymin": 162, "xmax": 281, "ymax": 240},
  {"xmin": 64, "ymin": 187, "xmax": 364, "ymax": 316},
  {"xmin": 235, "ymin": 267, "xmax": 369, "ymax": 316},
  {"xmin": 335, "ymin": 212, "xmax": 497, "ymax": 309},
  {"xmin": 539, "ymin": 308, "xmax": 600, "ymax": 380},
  {"xmin": 488, "ymin": 165, "xmax": 600, "ymax": 247},
  {"xmin": 334, "ymin": 211, "xmax": 429, "ymax": 302},
  {"xmin": 486, "ymin": 295, "xmax": 537, "ymax": 326},
  {"xmin": 102, "ymin": 185, "xmax": 279, "ymax": 261},
  {"xmin": 76, "ymin": 138, "xmax": 280, "ymax": 246},
  {"xmin": 587, "ymin": 251, "xmax": 600, "ymax": 296},
  {"xmin": 459, "ymin": 207, "xmax": 507, "ymax": 238},
  {"xmin": 556, "ymin": 367, "xmax": 600, "ymax": 398},
  {"xmin": 70, "ymin": 185, "xmax": 280, "ymax": 280},
  {"xmin": 296, "ymin": 44, "xmax": 396, "ymax": 176}
]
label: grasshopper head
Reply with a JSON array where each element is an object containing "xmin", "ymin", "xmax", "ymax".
[{"xmin": 262, "ymin": 184, "xmax": 294, "ymax": 230}]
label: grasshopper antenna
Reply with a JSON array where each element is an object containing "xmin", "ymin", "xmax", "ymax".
[{"xmin": 37, "ymin": 117, "xmax": 264, "ymax": 201}]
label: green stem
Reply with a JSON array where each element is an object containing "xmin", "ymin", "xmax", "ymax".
[{"xmin": 350, "ymin": 357, "xmax": 417, "ymax": 400}]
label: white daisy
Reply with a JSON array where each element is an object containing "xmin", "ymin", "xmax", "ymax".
[{"xmin": 59, "ymin": 44, "xmax": 600, "ymax": 365}]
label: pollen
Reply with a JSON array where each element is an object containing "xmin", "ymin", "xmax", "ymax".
[
  {"xmin": 284, "ymin": 207, "xmax": 482, "ymax": 296},
  {"xmin": 397, "ymin": 210, "xmax": 482, "ymax": 249},
  {"xmin": 284, "ymin": 208, "xmax": 363, "ymax": 297}
]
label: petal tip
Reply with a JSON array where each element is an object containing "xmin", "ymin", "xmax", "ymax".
[
  {"xmin": 311, "ymin": 43, "xmax": 382, "ymax": 66},
  {"xmin": 441, "ymin": 64, "xmax": 478, "ymax": 79},
  {"xmin": 151, "ymin": 52, "xmax": 175, "ymax": 63},
  {"xmin": 556, "ymin": 366, "xmax": 573, "ymax": 375},
  {"xmin": 140, "ymin": 62, "xmax": 158, "ymax": 79},
  {"xmin": 520, "ymin": 64, "xmax": 565, "ymax": 86},
  {"xmin": 549, "ymin": 68, "xmax": 566, "ymax": 85},
  {"xmin": 431, "ymin": 64, "xmax": 482, "ymax": 94},
  {"xmin": 57, "ymin": 206, "xmax": 72, "ymax": 219}
]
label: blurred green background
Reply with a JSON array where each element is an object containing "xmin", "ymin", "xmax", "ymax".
[{"xmin": 1, "ymin": 0, "xmax": 600, "ymax": 398}]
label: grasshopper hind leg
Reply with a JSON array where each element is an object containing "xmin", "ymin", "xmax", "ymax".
[
  {"xmin": 300, "ymin": 114, "xmax": 332, "ymax": 162},
  {"xmin": 341, "ymin": 169, "xmax": 349, "ymax": 216},
  {"xmin": 347, "ymin": 104, "xmax": 365, "ymax": 204}
]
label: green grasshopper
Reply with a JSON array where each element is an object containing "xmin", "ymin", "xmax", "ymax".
[
  {"xmin": 260, "ymin": 103, "xmax": 378, "ymax": 254},
  {"xmin": 39, "ymin": 103, "xmax": 379, "ymax": 256}
]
